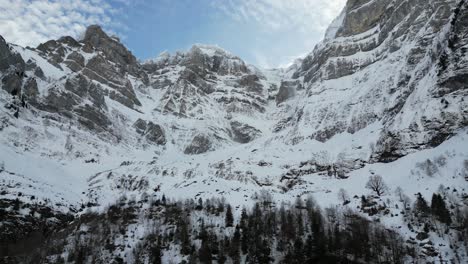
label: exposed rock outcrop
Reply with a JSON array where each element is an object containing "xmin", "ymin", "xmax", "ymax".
[
  {"xmin": 276, "ymin": 80, "xmax": 301, "ymax": 105},
  {"xmin": 0, "ymin": 36, "xmax": 25, "ymax": 95},
  {"xmin": 230, "ymin": 121, "xmax": 261, "ymax": 143},
  {"xmin": 184, "ymin": 134, "xmax": 212, "ymax": 155},
  {"xmin": 133, "ymin": 119, "xmax": 166, "ymax": 145},
  {"xmin": 144, "ymin": 44, "xmax": 269, "ymax": 118}
]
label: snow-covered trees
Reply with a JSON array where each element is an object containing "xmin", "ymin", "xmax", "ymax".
[
  {"xmin": 365, "ymin": 175, "xmax": 389, "ymax": 196},
  {"xmin": 14, "ymin": 193, "xmax": 467, "ymax": 264},
  {"xmin": 395, "ymin": 186, "xmax": 411, "ymax": 210}
]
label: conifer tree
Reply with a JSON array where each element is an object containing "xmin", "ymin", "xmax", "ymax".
[
  {"xmin": 431, "ymin": 193, "xmax": 451, "ymax": 225},
  {"xmin": 225, "ymin": 204, "xmax": 234, "ymax": 227},
  {"xmin": 178, "ymin": 215, "xmax": 191, "ymax": 255},
  {"xmin": 198, "ymin": 240, "xmax": 212, "ymax": 264},
  {"xmin": 150, "ymin": 239, "xmax": 162, "ymax": 264},
  {"xmin": 240, "ymin": 207, "xmax": 248, "ymax": 229},
  {"xmin": 229, "ymin": 226, "xmax": 241, "ymax": 264},
  {"xmin": 292, "ymin": 237, "xmax": 304, "ymax": 263},
  {"xmin": 414, "ymin": 193, "xmax": 431, "ymax": 216},
  {"xmin": 241, "ymin": 223, "xmax": 250, "ymax": 254},
  {"xmin": 196, "ymin": 198, "xmax": 203, "ymax": 210}
]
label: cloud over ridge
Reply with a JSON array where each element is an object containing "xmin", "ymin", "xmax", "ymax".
[{"xmin": 0, "ymin": 0, "xmax": 121, "ymax": 47}]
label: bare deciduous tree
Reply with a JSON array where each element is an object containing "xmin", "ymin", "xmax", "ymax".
[
  {"xmin": 338, "ymin": 188, "xmax": 350, "ymax": 205},
  {"xmin": 394, "ymin": 186, "xmax": 404, "ymax": 201},
  {"xmin": 365, "ymin": 175, "xmax": 389, "ymax": 196}
]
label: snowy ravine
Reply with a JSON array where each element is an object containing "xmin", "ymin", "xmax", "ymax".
[{"xmin": 0, "ymin": 0, "xmax": 467, "ymax": 263}]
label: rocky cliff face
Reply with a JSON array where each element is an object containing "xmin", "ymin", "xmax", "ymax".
[
  {"xmin": 0, "ymin": 36, "xmax": 25, "ymax": 96},
  {"xmin": 144, "ymin": 44, "xmax": 271, "ymax": 118},
  {"xmin": 286, "ymin": 0, "xmax": 467, "ymax": 162}
]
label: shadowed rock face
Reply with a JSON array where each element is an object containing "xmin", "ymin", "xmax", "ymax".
[
  {"xmin": 84, "ymin": 55, "xmax": 141, "ymax": 108},
  {"xmin": 81, "ymin": 26, "xmax": 148, "ymax": 100},
  {"xmin": 238, "ymin": 74, "xmax": 263, "ymax": 94},
  {"xmin": 64, "ymin": 51, "xmax": 85, "ymax": 72},
  {"xmin": 184, "ymin": 134, "xmax": 212, "ymax": 155},
  {"xmin": 276, "ymin": 80, "xmax": 301, "ymax": 105},
  {"xmin": 81, "ymin": 25, "xmax": 149, "ymax": 85},
  {"xmin": 0, "ymin": 36, "xmax": 25, "ymax": 95},
  {"xmin": 22, "ymin": 78, "xmax": 39, "ymax": 103},
  {"xmin": 146, "ymin": 123, "xmax": 166, "ymax": 145},
  {"xmin": 438, "ymin": 0, "xmax": 468, "ymax": 94},
  {"xmin": 181, "ymin": 45, "xmax": 249, "ymax": 77},
  {"xmin": 0, "ymin": 36, "xmax": 24, "ymax": 72},
  {"xmin": 133, "ymin": 119, "xmax": 167, "ymax": 145},
  {"xmin": 83, "ymin": 25, "xmax": 138, "ymax": 69},
  {"xmin": 133, "ymin": 119, "xmax": 148, "ymax": 135},
  {"xmin": 230, "ymin": 121, "xmax": 261, "ymax": 143},
  {"xmin": 337, "ymin": 0, "xmax": 391, "ymax": 37}
]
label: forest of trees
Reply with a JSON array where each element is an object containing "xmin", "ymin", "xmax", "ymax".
[
  {"xmin": 56, "ymin": 197, "xmax": 408, "ymax": 264},
  {"xmin": 3, "ymin": 181, "xmax": 467, "ymax": 264}
]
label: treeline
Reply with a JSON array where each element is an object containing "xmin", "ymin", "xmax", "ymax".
[
  {"xmin": 402, "ymin": 191, "xmax": 468, "ymax": 261},
  {"xmin": 27, "ymin": 194, "xmax": 413, "ymax": 264},
  {"xmin": 11, "ymin": 186, "xmax": 468, "ymax": 264}
]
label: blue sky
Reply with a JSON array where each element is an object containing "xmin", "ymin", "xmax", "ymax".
[{"xmin": 0, "ymin": 0, "xmax": 346, "ymax": 68}]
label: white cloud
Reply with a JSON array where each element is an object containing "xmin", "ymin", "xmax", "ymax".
[
  {"xmin": 0, "ymin": 0, "xmax": 120, "ymax": 47},
  {"xmin": 0, "ymin": 0, "xmax": 348, "ymax": 68},
  {"xmin": 211, "ymin": 0, "xmax": 347, "ymax": 68},
  {"xmin": 212, "ymin": 0, "xmax": 346, "ymax": 33}
]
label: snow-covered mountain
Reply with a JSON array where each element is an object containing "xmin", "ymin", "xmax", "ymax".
[{"xmin": 1, "ymin": 0, "xmax": 467, "ymax": 263}]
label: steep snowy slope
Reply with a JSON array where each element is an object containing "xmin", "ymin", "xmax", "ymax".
[
  {"xmin": 0, "ymin": 24, "xmax": 282, "ymax": 210},
  {"xmin": 0, "ymin": 0, "xmax": 467, "ymax": 262}
]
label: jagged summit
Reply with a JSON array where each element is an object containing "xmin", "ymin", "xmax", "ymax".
[
  {"xmin": 147, "ymin": 44, "xmax": 239, "ymax": 63},
  {"xmin": 189, "ymin": 44, "xmax": 238, "ymax": 59},
  {"xmin": 83, "ymin": 25, "xmax": 137, "ymax": 64},
  {"xmin": 83, "ymin": 25, "xmax": 109, "ymax": 42},
  {"xmin": 144, "ymin": 43, "xmax": 250, "ymax": 78}
]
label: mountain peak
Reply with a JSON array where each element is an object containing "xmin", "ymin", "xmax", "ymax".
[
  {"xmin": 189, "ymin": 44, "xmax": 236, "ymax": 59},
  {"xmin": 81, "ymin": 24, "xmax": 139, "ymax": 69},
  {"xmin": 83, "ymin": 25, "xmax": 110, "ymax": 44}
]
